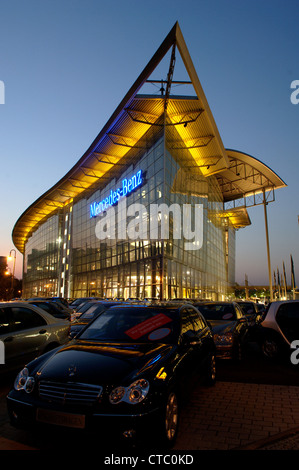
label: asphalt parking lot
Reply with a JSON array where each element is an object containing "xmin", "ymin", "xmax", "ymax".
[{"xmin": 1, "ymin": 342, "xmax": 299, "ymax": 451}]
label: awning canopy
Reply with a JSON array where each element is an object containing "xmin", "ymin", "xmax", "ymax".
[{"xmin": 216, "ymin": 149, "xmax": 286, "ymax": 203}]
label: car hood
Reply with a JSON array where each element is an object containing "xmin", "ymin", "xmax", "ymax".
[
  {"xmin": 208, "ymin": 320, "xmax": 236, "ymax": 335},
  {"xmin": 33, "ymin": 340, "xmax": 174, "ymax": 385}
]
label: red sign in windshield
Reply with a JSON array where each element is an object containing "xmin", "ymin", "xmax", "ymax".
[{"xmin": 125, "ymin": 313, "xmax": 172, "ymax": 340}]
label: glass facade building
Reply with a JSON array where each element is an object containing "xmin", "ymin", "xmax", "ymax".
[{"xmin": 15, "ymin": 23, "xmax": 285, "ymax": 301}]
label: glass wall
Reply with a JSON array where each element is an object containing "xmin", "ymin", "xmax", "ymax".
[
  {"xmin": 23, "ymin": 215, "xmax": 61, "ymax": 298},
  {"xmin": 22, "ymin": 112, "xmax": 236, "ymax": 300},
  {"xmin": 163, "ymin": 119, "xmax": 230, "ymax": 300},
  {"xmin": 71, "ymin": 135, "xmax": 166, "ymax": 299},
  {"xmin": 69, "ymin": 116, "xmax": 235, "ymax": 300}
]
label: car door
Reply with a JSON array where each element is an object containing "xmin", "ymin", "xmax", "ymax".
[
  {"xmin": 1, "ymin": 305, "xmax": 49, "ymax": 371},
  {"xmin": 233, "ymin": 303, "xmax": 249, "ymax": 344},
  {"xmin": 178, "ymin": 307, "xmax": 205, "ymax": 378},
  {"xmin": 188, "ymin": 306, "xmax": 213, "ymax": 368},
  {"xmin": 275, "ymin": 302, "xmax": 299, "ymax": 343}
]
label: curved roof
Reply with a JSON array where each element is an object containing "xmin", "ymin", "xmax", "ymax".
[
  {"xmin": 12, "ymin": 23, "xmax": 286, "ymax": 253},
  {"xmin": 216, "ymin": 149, "xmax": 286, "ymax": 202}
]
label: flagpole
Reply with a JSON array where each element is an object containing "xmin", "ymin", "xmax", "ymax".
[
  {"xmin": 291, "ymin": 254, "xmax": 296, "ymax": 300},
  {"xmin": 263, "ymin": 189, "xmax": 273, "ymax": 301}
]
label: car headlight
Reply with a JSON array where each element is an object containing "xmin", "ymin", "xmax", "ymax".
[
  {"xmin": 14, "ymin": 368, "xmax": 35, "ymax": 393},
  {"xmin": 109, "ymin": 379, "xmax": 149, "ymax": 405},
  {"xmin": 213, "ymin": 332, "xmax": 234, "ymax": 345}
]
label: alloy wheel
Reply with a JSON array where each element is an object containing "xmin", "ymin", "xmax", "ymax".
[{"xmin": 165, "ymin": 392, "xmax": 179, "ymax": 442}]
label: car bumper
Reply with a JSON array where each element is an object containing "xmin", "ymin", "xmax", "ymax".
[{"xmin": 6, "ymin": 392, "xmax": 161, "ymax": 438}]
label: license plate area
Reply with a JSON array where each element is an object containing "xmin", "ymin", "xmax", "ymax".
[{"xmin": 36, "ymin": 408, "xmax": 85, "ymax": 429}]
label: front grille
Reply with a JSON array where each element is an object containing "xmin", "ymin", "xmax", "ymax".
[{"xmin": 39, "ymin": 381, "xmax": 103, "ymax": 405}]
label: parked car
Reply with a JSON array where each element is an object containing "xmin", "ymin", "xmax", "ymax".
[
  {"xmin": 7, "ymin": 303, "xmax": 216, "ymax": 447},
  {"xmin": 0, "ymin": 302, "xmax": 70, "ymax": 374},
  {"xmin": 254, "ymin": 300, "xmax": 299, "ymax": 359},
  {"xmin": 26, "ymin": 300, "xmax": 71, "ymax": 321},
  {"xmin": 235, "ymin": 300, "xmax": 262, "ymax": 326},
  {"xmin": 69, "ymin": 297, "xmax": 101, "ymax": 309},
  {"xmin": 70, "ymin": 300, "xmax": 101, "ymax": 321},
  {"xmin": 50, "ymin": 297, "xmax": 71, "ymax": 309},
  {"xmin": 27, "ymin": 297, "xmax": 71, "ymax": 310},
  {"xmin": 256, "ymin": 303, "xmax": 266, "ymax": 314},
  {"xmin": 69, "ymin": 301, "xmax": 122, "ymax": 338},
  {"xmin": 194, "ymin": 301, "xmax": 249, "ymax": 360}
]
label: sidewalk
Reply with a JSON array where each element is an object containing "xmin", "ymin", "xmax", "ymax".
[{"xmin": 173, "ymin": 381, "xmax": 299, "ymax": 450}]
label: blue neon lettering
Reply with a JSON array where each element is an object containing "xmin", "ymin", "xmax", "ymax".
[
  {"xmin": 90, "ymin": 170, "xmax": 143, "ymax": 218},
  {"xmin": 122, "ymin": 178, "xmax": 128, "ymax": 196}
]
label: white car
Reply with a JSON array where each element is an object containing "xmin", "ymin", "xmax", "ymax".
[{"xmin": 258, "ymin": 300, "xmax": 299, "ymax": 359}]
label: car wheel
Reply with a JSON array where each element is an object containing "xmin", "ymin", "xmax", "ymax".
[
  {"xmin": 159, "ymin": 391, "xmax": 179, "ymax": 447},
  {"xmin": 261, "ymin": 335, "xmax": 280, "ymax": 359},
  {"xmin": 204, "ymin": 353, "xmax": 216, "ymax": 385}
]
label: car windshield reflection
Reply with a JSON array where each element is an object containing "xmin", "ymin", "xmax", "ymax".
[{"xmin": 79, "ymin": 307, "xmax": 179, "ymax": 343}]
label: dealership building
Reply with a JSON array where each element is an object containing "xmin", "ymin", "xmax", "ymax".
[{"xmin": 12, "ymin": 23, "xmax": 286, "ymax": 301}]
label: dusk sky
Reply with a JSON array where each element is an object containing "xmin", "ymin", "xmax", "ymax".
[{"xmin": 0, "ymin": 0, "xmax": 298, "ymax": 289}]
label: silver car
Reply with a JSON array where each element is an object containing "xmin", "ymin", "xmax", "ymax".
[{"xmin": 0, "ymin": 302, "xmax": 70, "ymax": 374}]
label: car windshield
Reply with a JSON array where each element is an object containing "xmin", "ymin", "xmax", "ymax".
[
  {"xmin": 79, "ymin": 307, "xmax": 179, "ymax": 343},
  {"xmin": 196, "ymin": 304, "xmax": 236, "ymax": 321}
]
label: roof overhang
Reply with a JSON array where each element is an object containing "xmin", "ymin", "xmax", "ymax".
[
  {"xmin": 217, "ymin": 149, "xmax": 286, "ymax": 203},
  {"xmin": 12, "ymin": 22, "xmax": 286, "ymax": 253},
  {"xmin": 218, "ymin": 207, "xmax": 251, "ymax": 229}
]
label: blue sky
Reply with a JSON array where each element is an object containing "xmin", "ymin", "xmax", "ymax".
[{"xmin": 0, "ymin": 0, "xmax": 298, "ymax": 288}]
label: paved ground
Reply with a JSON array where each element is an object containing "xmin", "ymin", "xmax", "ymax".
[
  {"xmin": 174, "ymin": 381, "xmax": 299, "ymax": 450},
  {"xmin": 1, "ymin": 378, "xmax": 299, "ymax": 451}
]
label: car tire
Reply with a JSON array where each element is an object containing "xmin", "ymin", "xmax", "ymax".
[
  {"xmin": 204, "ymin": 353, "xmax": 216, "ymax": 385},
  {"xmin": 158, "ymin": 390, "xmax": 180, "ymax": 447},
  {"xmin": 261, "ymin": 333, "xmax": 281, "ymax": 359}
]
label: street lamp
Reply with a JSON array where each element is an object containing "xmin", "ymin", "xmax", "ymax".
[{"xmin": 7, "ymin": 249, "xmax": 16, "ymax": 299}]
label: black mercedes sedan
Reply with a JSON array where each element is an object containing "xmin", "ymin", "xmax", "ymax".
[
  {"xmin": 194, "ymin": 301, "xmax": 249, "ymax": 360},
  {"xmin": 7, "ymin": 303, "xmax": 216, "ymax": 447}
]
